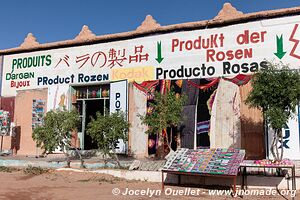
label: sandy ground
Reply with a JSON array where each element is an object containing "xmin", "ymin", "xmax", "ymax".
[{"xmin": 0, "ymin": 170, "xmax": 298, "ymax": 200}]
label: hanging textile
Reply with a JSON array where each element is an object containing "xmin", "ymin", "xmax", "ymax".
[
  {"xmin": 187, "ymin": 74, "xmax": 252, "ymax": 91},
  {"xmin": 210, "ymin": 79, "xmax": 241, "ymax": 149},
  {"xmin": 175, "ymin": 80, "xmax": 183, "ymax": 88},
  {"xmin": 148, "ymin": 134, "xmax": 157, "ymax": 155},
  {"xmin": 133, "ymin": 80, "xmax": 159, "ymax": 94},
  {"xmin": 130, "ymin": 84, "xmax": 149, "ymax": 156},
  {"xmin": 180, "ymin": 79, "xmax": 200, "ymax": 148},
  {"xmin": 196, "ymin": 120, "xmax": 210, "ymax": 134},
  {"xmin": 133, "ymin": 80, "xmax": 167, "ymax": 154},
  {"xmin": 207, "ymin": 89, "xmax": 217, "ymax": 115},
  {"xmin": 160, "ymin": 80, "xmax": 171, "ymax": 94},
  {"xmin": 223, "ymin": 74, "xmax": 252, "ymax": 86},
  {"xmin": 188, "ymin": 78, "xmax": 220, "ymax": 90}
]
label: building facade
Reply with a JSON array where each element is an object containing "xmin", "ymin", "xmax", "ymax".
[{"xmin": 0, "ymin": 3, "xmax": 299, "ymax": 159}]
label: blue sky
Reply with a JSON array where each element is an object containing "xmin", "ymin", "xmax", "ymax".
[{"xmin": 0, "ymin": 0, "xmax": 299, "ymax": 50}]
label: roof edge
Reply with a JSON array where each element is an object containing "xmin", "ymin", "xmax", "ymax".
[{"xmin": 1, "ymin": 5, "xmax": 300, "ymax": 55}]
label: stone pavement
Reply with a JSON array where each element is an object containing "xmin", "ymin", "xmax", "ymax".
[
  {"xmin": 0, "ymin": 152, "xmax": 299, "ymax": 177},
  {"xmin": 0, "ymin": 152, "xmax": 166, "ymax": 170}
]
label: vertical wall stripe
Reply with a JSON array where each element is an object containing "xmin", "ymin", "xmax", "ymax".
[
  {"xmin": 0, "ymin": 55, "xmax": 3, "ymax": 96},
  {"xmin": 298, "ymin": 103, "xmax": 300, "ymax": 151}
]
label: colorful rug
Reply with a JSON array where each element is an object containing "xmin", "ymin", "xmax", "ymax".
[{"xmin": 197, "ymin": 120, "xmax": 210, "ymax": 134}]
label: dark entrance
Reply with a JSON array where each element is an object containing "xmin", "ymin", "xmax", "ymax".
[
  {"xmin": 196, "ymin": 79, "xmax": 216, "ymax": 148},
  {"xmin": 84, "ymin": 99, "xmax": 110, "ymax": 150},
  {"xmin": 84, "ymin": 99, "xmax": 104, "ymax": 150},
  {"xmin": 72, "ymin": 84, "xmax": 110, "ymax": 150}
]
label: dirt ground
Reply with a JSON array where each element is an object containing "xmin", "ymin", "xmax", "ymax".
[{"xmin": 0, "ymin": 169, "xmax": 298, "ymax": 200}]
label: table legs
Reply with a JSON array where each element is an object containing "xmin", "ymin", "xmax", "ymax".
[
  {"xmin": 233, "ymin": 176, "xmax": 237, "ymax": 196},
  {"xmin": 292, "ymin": 166, "xmax": 296, "ymax": 200},
  {"xmin": 241, "ymin": 167, "xmax": 244, "ymax": 190},
  {"xmin": 292, "ymin": 166, "xmax": 296, "ymax": 191},
  {"xmin": 162, "ymin": 172, "xmax": 182, "ymax": 190},
  {"xmin": 241, "ymin": 166, "xmax": 247, "ymax": 190}
]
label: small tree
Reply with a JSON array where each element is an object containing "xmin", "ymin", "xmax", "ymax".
[
  {"xmin": 139, "ymin": 88, "xmax": 186, "ymax": 158},
  {"xmin": 32, "ymin": 108, "xmax": 82, "ymax": 167},
  {"xmin": 246, "ymin": 62, "xmax": 300, "ymax": 160},
  {"xmin": 86, "ymin": 111, "xmax": 130, "ymax": 168}
]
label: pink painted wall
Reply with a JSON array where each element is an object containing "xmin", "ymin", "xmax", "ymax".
[{"xmin": 14, "ymin": 89, "xmax": 47, "ymax": 156}]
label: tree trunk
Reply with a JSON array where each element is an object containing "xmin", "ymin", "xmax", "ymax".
[
  {"xmin": 270, "ymin": 129, "xmax": 282, "ymax": 161},
  {"xmin": 279, "ymin": 129, "xmax": 284, "ymax": 160},
  {"xmin": 170, "ymin": 128, "xmax": 173, "ymax": 149},
  {"xmin": 177, "ymin": 131, "xmax": 181, "ymax": 148},
  {"xmin": 271, "ymin": 131, "xmax": 277, "ymax": 160},
  {"xmin": 68, "ymin": 141, "xmax": 85, "ymax": 168},
  {"xmin": 112, "ymin": 148, "xmax": 121, "ymax": 168},
  {"xmin": 165, "ymin": 128, "xmax": 172, "ymax": 151},
  {"xmin": 65, "ymin": 152, "xmax": 71, "ymax": 168},
  {"xmin": 74, "ymin": 147, "xmax": 85, "ymax": 168},
  {"xmin": 156, "ymin": 132, "xmax": 165, "ymax": 159},
  {"xmin": 275, "ymin": 130, "xmax": 280, "ymax": 160},
  {"xmin": 263, "ymin": 112, "xmax": 268, "ymax": 159}
]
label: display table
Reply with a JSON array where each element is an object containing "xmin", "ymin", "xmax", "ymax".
[
  {"xmin": 162, "ymin": 148, "xmax": 245, "ymax": 194},
  {"xmin": 240, "ymin": 159, "xmax": 296, "ymax": 193}
]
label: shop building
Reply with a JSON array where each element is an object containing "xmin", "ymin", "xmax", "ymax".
[{"xmin": 0, "ymin": 3, "xmax": 299, "ymax": 160}]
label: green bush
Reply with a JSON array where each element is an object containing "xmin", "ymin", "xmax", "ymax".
[
  {"xmin": 32, "ymin": 108, "xmax": 82, "ymax": 167},
  {"xmin": 23, "ymin": 165, "xmax": 50, "ymax": 175},
  {"xmin": 0, "ymin": 166, "xmax": 19, "ymax": 173},
  {"xmin": 246, "ymin": 62, "xmax": 300, "ymax": 160},
  {"xmin": 86, "ymin": 111, "xmax": 130, "ymax": 167},
  {"xmin": 139, "ymin": 87, "xmax": 186, "ymax": 157}
]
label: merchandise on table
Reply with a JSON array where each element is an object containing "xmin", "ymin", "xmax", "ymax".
[
  {"xmin": 163, "ymin": 148, "xmax": 245, "ymax": 176},
  {"xmin": 241, "ymin": 159, "xmax": 294, "ymax": 167}
]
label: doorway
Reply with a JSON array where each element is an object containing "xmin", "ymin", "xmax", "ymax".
[
  {"xmin": 72, "ymin": 84, "xmax": 110, "ymax": 150},
  {"xmin": 84, "ymin": 99, "xmax": 104, "ymax": 150},
  {"xmin": 196, "ymin": 79, "xmax": 217, "ymax": 148}
]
